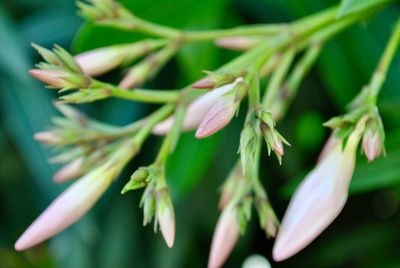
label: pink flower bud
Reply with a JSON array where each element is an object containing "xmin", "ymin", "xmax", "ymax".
[
  {"xmin": 208, "ymin": 207, "xmax": 240, "ymax": 268},
  {"xmin": 53, "ymin": 158, "xmax": 84, "ymax": 183},
  {"xmin": 215, "ymin": 37, "xmax": 261, "ymax": 51},
  {"xmin": 33, "ymin": 131, "xmax": 60, "ymax": 145},
  {"xmin": 317, "ymin": 133, "xmax": 341, "ymax": 163},
  {"xmin": 29, "ymin": 69, "xmax": 68, "ymax": 88},
  {"xmin": 362, "ymin": 129, "xmax": 382, "ymax": 162},
  {"xmin": 15, "ymin": 163, "xmax": 116, "ymax": 251},
  {"xmin": 75, "ymin": 47, "xmax": 124, "ymax": 76},
  {"xmin": 192, "ymin": 77, "xmax": 215, "ymax": 89},
  {"xmin": 195, "ymin": 95, "xmax": 236, "ymax": 138},
  {"xmin": 153, "ymin": 81, "xmax": 239, "ymax": 135},
  {"xmin": 272, "ymin": 135, "xmax": 360, "ymax": 261},
  {"xmin": 157, "ymin": 194, "xmax": 175, "ymax": 248}
]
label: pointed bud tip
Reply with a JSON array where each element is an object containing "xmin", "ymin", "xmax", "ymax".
[{"xmin": 192, "ymin": 77, "xmax": 214, "ymax": 89}]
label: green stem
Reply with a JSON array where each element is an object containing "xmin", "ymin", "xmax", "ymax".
[
  {"xmin": 262, "ymin": 47, "xmax": 295, "ymax": 107},
  {"xmin": 182, "ymin": 24, "xmax": 285, "ymax": 42},
  {"xmin": 369, "ymin": 17, "xmax": 400, "ymax": 101},
  {"xmin": 272, "ymin": 43, "xmax": 322, "ymax": 119},
  {"xmin": 92, "ymin": 80, "xmax": 180, "ymax": 103},
  {"xmin": 154, "ymin": 105, "xmax": 186, "ymax": 165},
  {"xmin": 133, "ymin": 104, "xmax": 175, "ymax": 145}
]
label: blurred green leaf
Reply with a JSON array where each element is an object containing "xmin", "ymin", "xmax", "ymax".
[
  {"xmin": 338, "ymin": 0, "xmax": 392, "ymax": 18},
  {"xmin": 167, "ymin": 132, "xmax": 221, "ymax": 200}
]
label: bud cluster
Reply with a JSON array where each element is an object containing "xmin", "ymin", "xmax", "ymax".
[
  {"xmin": 122, "ymin": 165, "xmax": 175, "ymax": 248},
  {"xmin": 30, "ymin": 44, "xmax": 89, "ymax": 90},
  {"xmin": 257, "ymin": 108, "xmax": 290, "ymax": 164},
  {"xmin": 324, "ymin": 105, "xmax": 385, "ymax": 162}
]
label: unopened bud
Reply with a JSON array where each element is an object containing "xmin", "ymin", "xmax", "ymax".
[
  {"xmin": 121, "ymin": 167, "xmax": 150, "ymax": 193},
  {"xmin": 192, "ymin": 71, "xmax": 237, "ymax": 89},
  {"xmin": 119, "ymin": 60, "xmax": 153, "ymax": 89},
  {"xmin": 34, "ymin": 131, "xmax": 60, "ymax": 145},
  {"xmin": 156, "ymin": 188, "xmax": 175, "ymax": 248},
  {"xmin": 208, "ymin": 207, "xmax": 240, "ymax": 268},
  {"xmin": 53, "ymin": 157, "xmax": 84, "ymax": 183},
  {"xmin": 215, "ymin": 36, "xmax": 262, "ymax": 51},
  {"xmin": 239, "ymin": 122, "xmax": 259, "ymax": 174},
  {"xmin": 362, "ymin": 128, "xmax": 384, "ymax": 162},
  {"xmin": 195, "ymin": 81, "xmax": 247, "ymax": 138},
  {"xmin": 256, "ymin": 199, "xmax": 279, "ymax": 238},
  {"xmin": 29, "ymin": 69, "xmax": 69, "ymax": 88},
  {"xmin": 258, "ymin": 109, "xmax": 290, "ymax": 164}
]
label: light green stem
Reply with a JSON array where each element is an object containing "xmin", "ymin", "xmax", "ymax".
[
  {"xmin": 369, "ymin": 17, "xmax": 400, "ymax": 101},
  {"xmin": 154, "ymin": 105, "xmax": 186, "ymax": 165}
]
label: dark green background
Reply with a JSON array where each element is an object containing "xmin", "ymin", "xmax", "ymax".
[{"xmin": 0, "ymin": 0, "xmax": 399, "ymax": 267}]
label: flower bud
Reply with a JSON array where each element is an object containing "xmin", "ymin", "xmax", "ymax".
[
  {"xmin": 33, "ymin": 131, "xmax": 60, "ymax": 145},
  {"xmin": 118, "ymin": 59, "xmax": 154, "ymax": 89},
  {"xmin": 75, "ymin": 40, "xmax": 163, "ymax": 77},
  {"xmin": 53, "ymin": 157, "xmax": 84, "ymax": 183},
  {"xmin": 141, "ymin": 186, "xmax": 156, "ymax": 226},
  {"xmin": 15, "ymin": 160, "xmax": 117, "ymax": 251},
  {"xmin": 208, "ymin": 207, "xmax": 240, "ymax": 268},
  {"xmin": 195, "ymin": 81, "xmax": 247, "ymax": 138},
  {"xmin": 218, "ymin": 165, "xmax": 247, "ymax": 210},
  {"xmin": 215, "ymin": 36, "xmax": 262, "ymax": 51},
  {"xmin": 362, "ymin": 128, "xmax": 383, "ymax": 162},
  {"xmin": 239, "ymin": 122, "xmax": 259, "ymax": 174},
  {"xmin": 255, "ymin": 199, "xmax": 279, "ymax": 238},
  {"xmin": 362, "ymin": 113, "xmax": 385, "ymax": 162},
  {"xmin": 272, "ymin": 130, "xmax": 361, "ymax": 261},
  {"xmin": 153, "ymin": 79, "xmax": 242, "ymax": 135},
  {"xmin": 29, "ymin": 69, "xmax": 70, "ymax": 88},
  {"xmin": 156, "ymin": 188, "xmax": 175, "ymax": 248},
  {"xmin": 192, "ymin": 71, "xmax": 237, "ymax": 89},
  {"xmin": 121, "ymin": 167, "xmax": 150, "ymax": 193}
]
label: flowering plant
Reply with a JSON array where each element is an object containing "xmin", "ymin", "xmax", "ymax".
[{"xmin": 12, "ymin": 0, "xmax": 400, "ymax": 266}]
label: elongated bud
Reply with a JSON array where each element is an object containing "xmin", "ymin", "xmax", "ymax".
[
  {"xmin": 219, "ymin": 165, "xmax": 247, "ymax": 210},
  {"xmin": 239, "ymin": 122, "xmax": 259, "ymax": 174},
  {"xmin": 317, "ymin": 133, "xmax": 341, "ymax": 163},
  {"xmin": 140, "ymin": 185, "xmax": 156, "ymax": 226},
  {"xmin": 215, "ymin": 36, "xmax": 262, "ymax": 51},
  {"xmin": 258, "ymin": 109, "xmax": 290, "ymax": 164},
  {"xmin": 15, "ymin": 161, "xmax": 116, "ymax": 251},
  {"xmin": 272, "ymin": 130, "xmax": 361, "ymax": 261},
  {"xmin": 153, "ymin": 79, "xmax": 241, "ymax": 135},
  {"xmin": 192, "ymin": 71, "xmax": 238, "ymax": 89},
  {"xmin": 156, "ymin": 188, "xmax": 175, "ymax": 248},
  {"xmin": 119, "ymin": 45, "xmax": 176, "ymax": 89},
  {"xmin": 195, "ymin": 95, "xmax": 236, "ymax": 138},
  {"xmin": 362, "ymin": 113, "xmax": 385, "ymax": 162},
  {"xmin": 34, "ymin": 131, "xmax": 60, "ymax": 145},
  {"xmin": 29, "ymin": 69, "xmax": 69, "ymax": 88},
  {"xmin": 208, "ymin": 207, "xmax": 240, "ymax": 268},
  {"xmin": 362, "ymin": 128, "xmax": 383, "ymax": 162},
  {"xmin": 119, "ymin": 59, "xmax": 154, "ymax": 89},
  {"xmin": 196, "ymin": 82, "xmax": 247, "ymax": 138},
  {"xmin": 255, "ymin": 199, "xmax": 279, "ymax": 238},
  {"xmin": 121, "ymin": 167, "xmax": 150, "ymax": 193},
  {"xmin": 75, "ymin": 40, "xmax": 163, "ymax": 76},
  {"xmin": 53, "ymin": 157, "xmax": 84, "ymax": 183}
]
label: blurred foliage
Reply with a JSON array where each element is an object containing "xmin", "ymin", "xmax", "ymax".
[{"xmin": 0, "ymin": 0, "xmax": 399, "ymax": 267}]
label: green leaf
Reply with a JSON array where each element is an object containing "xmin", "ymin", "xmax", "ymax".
[
  {"xmin": 338, "ymin": 0, "xmax": 392, "ymax": 18},
  {"xmin": 166, "ymin": 132, "xmax": 221, "ymax": 200}
]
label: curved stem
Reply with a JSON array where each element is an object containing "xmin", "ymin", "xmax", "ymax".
[{"xmin": 369, "ymin": 17, "xmax": 400, "ymax": 101}]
